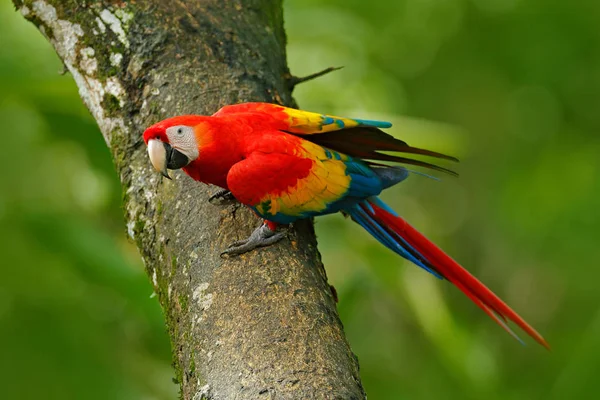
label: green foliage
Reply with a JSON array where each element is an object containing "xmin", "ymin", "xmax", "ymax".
[
  {"xmin": 2, "ymin": 0, "xmax": 599, "ymax": 399},
  {"xmin": 286, "ymin": 0, "xmax": 600, "ymax": 399}
]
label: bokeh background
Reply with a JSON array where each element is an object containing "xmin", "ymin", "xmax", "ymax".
[{"xmin": 1, "ymin": 0, "xmax": 599, "ymax": 398}]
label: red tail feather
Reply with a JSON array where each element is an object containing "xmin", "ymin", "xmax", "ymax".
[{"xmin": 370, "ymin": 202, "xmax": 549, "ymax": 349}]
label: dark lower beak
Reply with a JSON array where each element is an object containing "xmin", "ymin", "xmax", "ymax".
[{"xmin": 164, "ymin": 143, "xmax": 190, "ymax": 171}]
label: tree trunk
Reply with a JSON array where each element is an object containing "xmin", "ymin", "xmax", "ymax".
[{"xmin": 14, "ymin": 0, "xmax": 365, "ymax": 399}]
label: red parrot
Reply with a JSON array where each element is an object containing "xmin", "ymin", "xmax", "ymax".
[{"xmin": 143, "ymin": 102, "xmax": 549, "ymax": 349}]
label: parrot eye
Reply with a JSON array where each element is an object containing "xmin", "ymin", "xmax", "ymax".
[{"xmin": 177, "ymin": 127, "xmax": 183, "ymax": 135}]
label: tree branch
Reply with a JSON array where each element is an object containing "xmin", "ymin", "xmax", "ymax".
[
  {"xmin": 13, "ymin": 0, "xmax": 365, "ymax": 399},
  {"xmin": 286, "ymin": 66, "xmax": 344, "ymax": 90}
]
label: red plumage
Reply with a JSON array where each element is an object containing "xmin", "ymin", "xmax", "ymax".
[{"xmin": 368, "ymin": 201, "xmax": 550, "ymax": 349}]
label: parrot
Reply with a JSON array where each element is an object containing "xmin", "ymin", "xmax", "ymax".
[{"xmin": 143, "ymin": 102, "xmax": 549, "ymax": 349}]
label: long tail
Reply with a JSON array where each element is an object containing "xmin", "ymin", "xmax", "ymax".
[{"xmin": 348, "ymin": 197, "xmax": 549, "ymax": 349}]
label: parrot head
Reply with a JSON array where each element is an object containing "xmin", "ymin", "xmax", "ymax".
[{"xmin": 143, "ymin": 116, "xmax": 207, "ymax": 179}]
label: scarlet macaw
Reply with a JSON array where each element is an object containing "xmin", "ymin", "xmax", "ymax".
[{"xmin": 143, "ymin": 102, "xmax": 548, "ymax": 349}]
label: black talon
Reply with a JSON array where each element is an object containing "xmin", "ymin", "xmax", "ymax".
[{"xmin": 209, "ymin": 189, "xmax": 236, "ymax": 205}]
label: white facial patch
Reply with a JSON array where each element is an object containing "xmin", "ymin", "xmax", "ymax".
[{"xmin": 166, "ymin": 125, "xmax": 200, "ymax": 162}]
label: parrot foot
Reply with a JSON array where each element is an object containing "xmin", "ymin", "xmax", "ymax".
[
  {"xmin": 208, "ymin": 189, "xmax": 235, "ymax": 205},
  {"xmin": 221, "ymin": 223, "xmax": 285, "ymax": 257}
]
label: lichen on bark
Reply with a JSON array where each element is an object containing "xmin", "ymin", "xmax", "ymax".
[{"xmin": 14, "ymin": 0, "xmax": 366, "ymax": 398}]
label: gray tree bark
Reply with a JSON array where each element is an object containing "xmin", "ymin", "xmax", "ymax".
[{"xmin": 14, "ymin": 0, "xmax": 365, "ymax": 399}]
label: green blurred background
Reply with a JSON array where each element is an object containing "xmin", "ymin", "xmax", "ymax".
[{"xmin": 2, "ymin": 0, "xmax": 599, "ymax": 398}]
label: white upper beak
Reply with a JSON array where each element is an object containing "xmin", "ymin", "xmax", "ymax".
[{"xmin": 147, "ymin": 139, "xmax": 170, "ymax": 179}]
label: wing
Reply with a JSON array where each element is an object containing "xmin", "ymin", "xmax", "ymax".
[
  {"xmin": 214, "ymin": 102, "xmax": 392, "ymax": 133},
  {"xmin": 214, "ymin": 102, "xmax": 457, "ymax": 176},
  {"xmin": 226, "ymin": 140, "xmax": 384, "ymax": 224}
]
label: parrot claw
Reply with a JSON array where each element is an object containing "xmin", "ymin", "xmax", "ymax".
[
  {"xmin": 221, "ymin": 223, "xmax": 286, "ymax": 257},
  {"xmin": 209, "ymin": 189, "xmax": 236, "ymax": 205}
]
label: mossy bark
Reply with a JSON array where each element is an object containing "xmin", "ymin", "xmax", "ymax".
[{"xmin": 14, "ymin": 0, "xmax": 366, "ymax": 398}]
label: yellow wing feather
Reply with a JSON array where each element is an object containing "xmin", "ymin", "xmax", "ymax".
[{"xmin": 252, "ymin": 141, "xmax": 353, "ymax": 218}]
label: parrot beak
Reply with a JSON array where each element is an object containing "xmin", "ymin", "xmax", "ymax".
[
  {"xmin": 147, "ymin": 139, "xmax": 190, "ymax": 180},
  {"xmin": 148, "ymin": 139, "xmax": 171, "ymax": 179}
]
